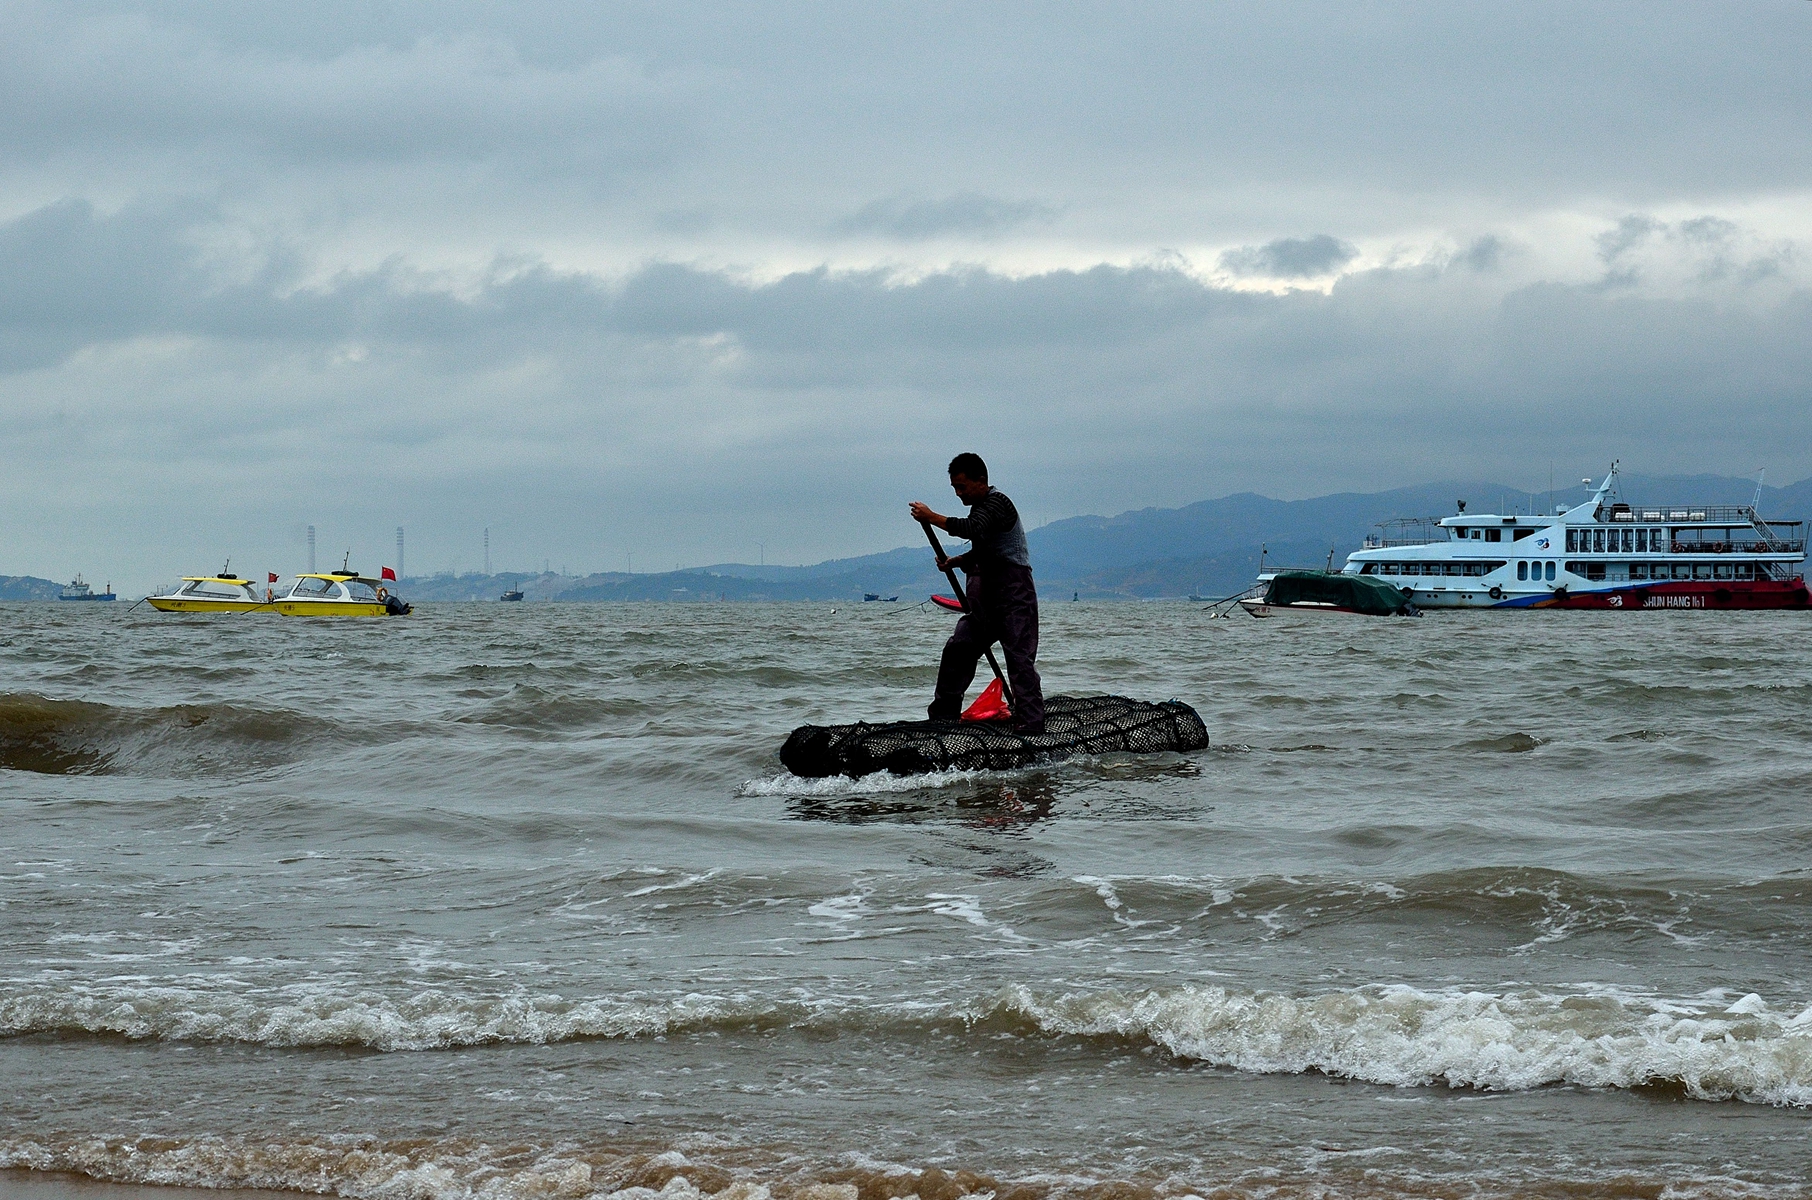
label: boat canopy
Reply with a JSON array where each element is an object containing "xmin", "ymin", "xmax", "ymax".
[{"xmin": 1266, "ymin": 570, "xmax": 1417, "ymax": 615}]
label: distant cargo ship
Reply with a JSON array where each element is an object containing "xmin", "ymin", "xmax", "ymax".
[{"xmin": 58, "ymin": 576, "xmax": 116, "ymax": 601}]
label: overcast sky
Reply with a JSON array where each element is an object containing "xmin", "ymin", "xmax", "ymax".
[{"xmin": 3, "ymin": 0, "xmax": 1809, "ymax": 587}]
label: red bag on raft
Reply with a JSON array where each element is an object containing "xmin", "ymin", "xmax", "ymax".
[{"xmin": 960, "ymin": 679, "xmax": 1012, "ymax": 722}]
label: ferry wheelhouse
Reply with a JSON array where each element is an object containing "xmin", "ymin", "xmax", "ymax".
[{"xmin": 1344, "ymin": 464, "xmax": 1809, "ymax": 610}]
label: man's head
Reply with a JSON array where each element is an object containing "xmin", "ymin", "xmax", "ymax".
[{"xmin": 947, "ymin": 452, "xmax": 990, "ymax": 504}]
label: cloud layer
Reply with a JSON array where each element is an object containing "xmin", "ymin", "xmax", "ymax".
[{"xmin": 0, "ymin": 1, "xmax": 1808, "ymax": 586}]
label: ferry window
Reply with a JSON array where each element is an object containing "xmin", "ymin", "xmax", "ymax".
[
  {"xmin": 1512, "ymin": 529, "xmax": 1532, "ymax": 541},
  {"xmin": 1629, "ymin": 564, "xmax": 1646, "ymax": 581},
  {"xmin": 1621, "ymin": 530, "xmax": 1633, "ymax": 552},
  {"xmin": 1359, "ymin": 563, "xmax": 1374, "ymax": 574},
  {"xmin": 1517, "ymin": 561, "xmax": 1528, "ymax": 581},
  {"xmin": 1485, "ymin": 529, "xmax": 1501, "ymax": 542},
  {"xmin": 1592, "ymin": 529, "xmax": 1604, "ymax": 553},
  {"xmin": 1713, "ymin": 564, "xmax": 1732, "ymax": 580},
  {"xmin": 1545, "ymin": 562, "xmax": 1556, "ymax": 581},
  {"xmin": 1736, "ymin": 563, "xmax": 1753, "ymax": 580},
  {"xmin": 1564, "ymin": 530, "xmax": 1574, "ymax": 552},
  {"xmin": 1634, "ymin": 529, "xmax": 1646, "ymax": 552},
  {"xmin": 1446, "ymin": 564, "xmax": 1461, "ymax": 576}
]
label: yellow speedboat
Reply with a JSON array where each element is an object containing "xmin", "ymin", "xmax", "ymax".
[
  {"xmin": 147, "ymin": 572, "xmax": 273, "ymax": 614},
  {"xmin": 275, "ymin": 571, "xmax": 411, "ymax": 617}
]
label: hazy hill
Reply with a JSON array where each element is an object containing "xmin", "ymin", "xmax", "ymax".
[
  {"xmin": 0, "ymin": 576, "xmax": 66, "ymax": 601},
  {"xmin": 384, "ymin": 470, "xmax": 1809, "ymax": 604},
  {"xmin": 20, "ymin": 471, "xmax": 1786, "ymax": 604}
]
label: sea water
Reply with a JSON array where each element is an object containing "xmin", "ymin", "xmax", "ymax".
[{"xmin": 2, "ymin": 601, "xmax": 1810, "ymax": 1199}]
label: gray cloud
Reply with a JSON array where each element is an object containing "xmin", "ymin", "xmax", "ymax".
[
  {"xmin": 3, "ymin": 2, "xmax": 1811, "ymax": 588},
  {"xmin": 1219, "ymin": 235, "xmax": 1358, "ymax": 279},
  {"xmin": 2, "ymin": 196, "xmax": 1807, "ymax": 588},
  {"xmin": 832, "ymin": 194, "xmax": 1056, "ymax": 241}
]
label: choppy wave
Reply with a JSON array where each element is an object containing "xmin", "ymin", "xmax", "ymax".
[
  {"xmin": 7, "ymin": 975, "xmax": 1811, "ymax": 1107},
  {"xmin": 0, "ymin": 690, "xmax": 363, "ymax": 776}
]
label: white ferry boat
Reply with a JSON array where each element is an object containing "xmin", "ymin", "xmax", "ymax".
[{"xmin": 1344, "ymin": 464, "xmax": 1808, "ymax": 610}]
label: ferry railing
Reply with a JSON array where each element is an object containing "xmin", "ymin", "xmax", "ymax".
[
  {"xmin": 1362, "ymin": 518, "xmax": 1450, "ymax": 549},
  {"xmin": 1664, "ymin": 539, "xmax": 1807, "ymax": 555},
  {"xmin": 1616, "ymin": 504, "xmax": 1765, "ymax": 523}
]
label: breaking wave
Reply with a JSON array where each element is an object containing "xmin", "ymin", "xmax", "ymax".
[
  {"xmin": 997, "ymin": 982, "xmax": 1812, "ymax": 1107},
  {"xmin": 0, "ymin": 983, "xmax": 793, "ymax": 1051},
  {"xmin": 0, "ymin": 690, "xmax": 366, "ymax": 776},
  {"xmin": 6, "ymin": 976, "xmax": 1811, "ymax": 1107}
]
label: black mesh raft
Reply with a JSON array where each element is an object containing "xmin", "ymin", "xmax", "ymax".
[{"xmin": 780, "ymin": 694, "xmax": 1209, "ymax": 778}]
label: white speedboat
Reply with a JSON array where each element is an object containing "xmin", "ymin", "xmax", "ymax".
[{"xmin": 1343, "ymin": 463, "xmax": 1808, "ymax": 610}]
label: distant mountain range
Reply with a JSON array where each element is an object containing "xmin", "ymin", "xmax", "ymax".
[
  {"xmin": 400, "ymin": 470, "xmax": 1811, "ymax": 603},
  {"xmin": 8, "ymin": 472, "xmax": 1806, "ymax": 603}
]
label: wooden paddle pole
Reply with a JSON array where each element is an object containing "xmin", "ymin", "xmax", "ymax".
[{"xmin": 919, "ymin": 519, "xmax": 1012, "ymax": 708}]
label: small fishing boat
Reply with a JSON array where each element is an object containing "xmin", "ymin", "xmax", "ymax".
[
  {"xmin": 58, "ymin": 576, "xmax": 116, "ymax": 602},
  {"xmin": 863, "ymin": 593, "xmax": 899, "ymax": 602},
  {"xmin": 499, "ymin": 587, "xmax": 525, "ymax": 601},
  {"xmin": 147, "ymin": 570, "xmax": 272, "ymax": 613},
  {"xmin": 1238, "ymin": 570, "xmax": 1420, "ymax": 617},
  {"xmin": 275, "ymin": 570, "xmax": 411, "ymax": 617}
]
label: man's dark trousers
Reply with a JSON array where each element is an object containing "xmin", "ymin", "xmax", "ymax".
[{"xmin": 930, "ymin": 564, "xmax": 1044, "ymax": 729}]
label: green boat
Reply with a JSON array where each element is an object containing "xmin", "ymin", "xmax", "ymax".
[{"xmin": 1239, "ymin": 570, "xmax": 1419, "ymax": 617}]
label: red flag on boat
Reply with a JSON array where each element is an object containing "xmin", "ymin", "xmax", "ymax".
[
  {"xmin": 381, "ymin": 567, "xmax": 397, "ymax": 581},
  {"xmin": 960, "ymin": 678, "xmax": 1012, "ymax": 722},
  {"xmin": 268, "ymin": 572, "xmax": 279, "ymax": 583}
]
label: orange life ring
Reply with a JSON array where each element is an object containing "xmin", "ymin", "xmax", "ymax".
[{"xmin": 376, "ymin": 586, "xmax": 388, "ymax": 601}]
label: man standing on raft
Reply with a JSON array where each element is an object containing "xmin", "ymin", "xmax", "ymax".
[{"xmin": 909, "ymin": 453, "xmax": 1045, "ymax": 734}]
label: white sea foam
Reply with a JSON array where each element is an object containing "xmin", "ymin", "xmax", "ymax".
[
  {"xmin": 0, "ymin": 982, "xmax": 770, "ymax": 1051},
  {"xmin": 0, "ymin": 1135, "xmax": 779, "ymax": 1200},
  {"xmin": 738, "ymin": 768, "xmax": 1000, "ymax": 796},
  {"xmin": 993, "ymin": 981, "xmax": 1812, "ymax": 1107}
]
